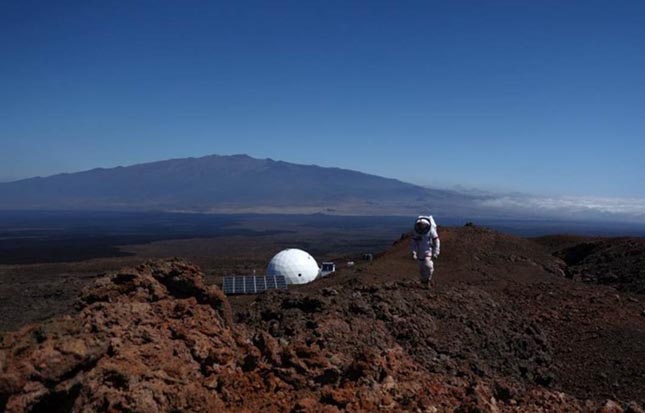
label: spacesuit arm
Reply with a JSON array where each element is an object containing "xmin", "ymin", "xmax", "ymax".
[
  {"xmin": 431, "ymin": 227, "xmax": 440, "ymax": 257},
  {"xmin": 410, "ymin": 236, "xmax": 419, "ymax": 259}
]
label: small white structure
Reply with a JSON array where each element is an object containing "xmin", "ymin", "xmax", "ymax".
[
  {"xmin": 267, "ymin": 248, "xmax": 320, "ymax": 285},
  {"xmin": 320, "ymin": 262, "xmax": 336, "ymax": 277}
]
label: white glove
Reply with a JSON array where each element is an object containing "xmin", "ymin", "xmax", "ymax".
[{"xmin": 411, "ymin": 252, "xmax": 418, "ymax": 260}]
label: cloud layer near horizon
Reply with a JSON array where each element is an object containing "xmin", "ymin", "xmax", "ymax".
[{"xmin": 476, "ymin": 193, "xmax": 645, "ymax": 222}]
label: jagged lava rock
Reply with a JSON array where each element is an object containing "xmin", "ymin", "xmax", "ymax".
[
  {"xmin": 0, "ymin": 260, "xmax": 243, "ymax": 412},
  {"xmin": 1, "ymin": 254, "xmax": 644, "ymax": 413}
]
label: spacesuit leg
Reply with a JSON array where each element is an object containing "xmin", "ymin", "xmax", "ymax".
[{"xmin": 418, "ymin": 257, "xmax": 434, "ymax": 284}]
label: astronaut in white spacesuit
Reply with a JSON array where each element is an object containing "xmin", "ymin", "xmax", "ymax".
[{"xmin": 411, "ymin": 215, "xmax": 441, "ymax": 288}]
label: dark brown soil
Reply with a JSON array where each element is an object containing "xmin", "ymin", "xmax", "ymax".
[
  {"xmin": 265, "ymin": 225, "xmax": 645, "ymax": 404},
  {"xmin": 0, "ymin": 226, "xmax": 644, "ymax": 412},
  {"xmin": 534, "ymin": 235, "xmax": 645, "ymax": 293}
]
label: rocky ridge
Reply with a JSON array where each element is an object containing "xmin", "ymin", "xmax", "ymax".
[
  {"xmin": 535, "ymin": 235, "xmax": 645, "ymax": 294},
  {"xmin": 1, "ymin": 251, "xmax": 643, "ymax": 412}
]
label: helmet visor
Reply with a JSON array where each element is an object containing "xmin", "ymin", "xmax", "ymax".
[{"xmin": 414, "ymin": 220, "xmax": 430, "ymax": 234}]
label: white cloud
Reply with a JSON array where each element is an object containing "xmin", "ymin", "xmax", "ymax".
[{"xmin": 476, "ymin": 194, "xmax": 645, "ymax": 222}]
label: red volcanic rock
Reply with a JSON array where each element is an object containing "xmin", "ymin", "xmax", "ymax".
[
  {"xmin": 626, "ymin": 402, "xmax": 645, "ymax": 413},
  {"xmin": 1, "ymin": 256, "xmax": 644, "ymax": 413},
  {"xmin": 0, "ymin": 260, "xmax": 237, "ymax": 412},
  {"xmin": 598, "ymin": 400, "xmax": 625, "ymax": 413}
]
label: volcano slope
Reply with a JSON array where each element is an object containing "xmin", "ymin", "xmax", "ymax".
[
  {"xmin": 534, "ymin": 235, "xmax": 645, "ymax": 294},
  {"xmin": 1, "ymin": 226, "xmax": 644, "ymax": 412}
]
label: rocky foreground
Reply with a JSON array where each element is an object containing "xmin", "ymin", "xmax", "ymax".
[{"xmin": 1, "ymin": 241, "xmax": 644, "ymax": 413}]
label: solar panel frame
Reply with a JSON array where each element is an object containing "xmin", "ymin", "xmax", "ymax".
[
  {"xmin": 221, "ymin": 275, "xmax": 287, "ymax": 295},
  {"xmin": 275, "ymin": 276, "xmax": 287, "ymax": 289},
  {"xmin": 222, "ymin": 276, "xmax": 235, "ymax": 295},
  {"xmin": 244, "ymin": 277, "xmax": 254, "ymax": 294},
  {"xmin": 256, "ymin": 276, "xmax": 267, "ymax": 293}
]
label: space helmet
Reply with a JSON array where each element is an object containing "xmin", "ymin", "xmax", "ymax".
[{"xmin": 414, "ymin": 215, "xmax": 435, "ymax": 235}]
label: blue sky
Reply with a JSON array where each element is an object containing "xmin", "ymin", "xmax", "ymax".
[{"xmin": 1, "ymin": 1, "xmax": 644, "ymax": 198}]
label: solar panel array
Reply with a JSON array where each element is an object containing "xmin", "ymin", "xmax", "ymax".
[{"xmin": 222, "ymin": 275, "xmax": 288, "ymax": 295}]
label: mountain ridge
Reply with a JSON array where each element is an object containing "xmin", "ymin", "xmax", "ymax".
[
  {"xmin": 0, "ymin": 154, "xmax": 474, "ymax": 215},
  {"xmin": 3, "ymin": 154, "xmax": 645, "ymax": 224}
]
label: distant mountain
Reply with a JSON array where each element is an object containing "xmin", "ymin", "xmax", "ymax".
[{"xmin": 0, "ymin": 154, "xmax": 478, "ymax": 215}]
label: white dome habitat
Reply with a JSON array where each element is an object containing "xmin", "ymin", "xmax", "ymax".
[{"xmin": 267, "ymin": 248, "xmax": 320, "ymax": 285}]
